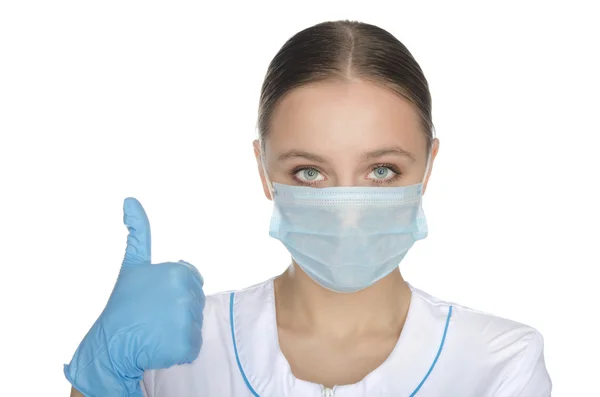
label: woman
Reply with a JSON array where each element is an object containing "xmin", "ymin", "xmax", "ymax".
[{"xmin": 66, "ymin": 20, "xmax": 552, "ymax": 396}]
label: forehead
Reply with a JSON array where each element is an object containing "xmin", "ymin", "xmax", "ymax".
[{"xmin": 267, "ymin": 79, "xmax": 427, "ymax": 157}]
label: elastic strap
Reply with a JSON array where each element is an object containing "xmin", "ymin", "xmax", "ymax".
[
  {"xmin": 259, "ymin": 144, "xmax": 275, "ymax": 198},
  {"xmin": 422, "ymin": 149, "xmax": 433, "ymax": 185}
]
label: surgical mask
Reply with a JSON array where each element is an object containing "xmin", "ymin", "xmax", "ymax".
[{"xmin": 266, "ymin": 161, "xmax": 430, "ymax": 293}]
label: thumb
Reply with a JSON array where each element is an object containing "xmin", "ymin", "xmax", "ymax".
[{"xmin": 122, "ymin": 197, "xmax": 151, "ymax": 266}]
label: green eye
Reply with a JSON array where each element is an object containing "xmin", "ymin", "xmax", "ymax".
[
  {"xmin": 373, "ymin": 167, "xmax": 390, "ymax": 179},
  {"xmin": 367, "ymin": 165, "xmax": 400, "ymax": 183},
  {"xmin": 303, "ymin": 168, "xmax": 319, "ymax": 181},
  {"xmin": 293, "ymin": 167, "xmax": 324, "ymax": 184}
]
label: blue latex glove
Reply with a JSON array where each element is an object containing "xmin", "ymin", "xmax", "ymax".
[{"xmin": 64, "ymin": 198, "xmax": 205, "ymax": 397}]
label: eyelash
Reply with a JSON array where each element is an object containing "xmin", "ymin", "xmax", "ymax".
[{"xmin": 291, "ymin": 164, "xmax": 402, "ymax": 186}]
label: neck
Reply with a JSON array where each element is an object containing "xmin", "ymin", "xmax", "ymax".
[{"xmin": 274, "ymin": 262, "xmax": 411, "ymax": 339}]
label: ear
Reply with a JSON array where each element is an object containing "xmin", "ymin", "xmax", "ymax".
[
  {"xmin": 422, "ymin": 138, "xmax": 440, "ymax": 195},
  {"xmin": 253, "ymin": 139, "xmax": 272, "ymax": 200}
]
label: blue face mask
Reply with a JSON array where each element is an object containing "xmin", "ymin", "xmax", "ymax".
[{"xmin": 268, "ymin": 182, "xmax": 428, "ymax": 293}]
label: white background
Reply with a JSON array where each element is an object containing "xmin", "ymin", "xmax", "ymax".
[{"xmin": 1, "ymin": 1, "xmax": 598, "ymax": 395}]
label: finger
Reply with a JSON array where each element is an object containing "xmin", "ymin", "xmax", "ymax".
[
  {"xmin": 178, "ymin": 260, "xmax": 204, "ymax": 287},
  {"xmin": 122, "ymin": 197, "xmax": 151, "ymax": 266}
]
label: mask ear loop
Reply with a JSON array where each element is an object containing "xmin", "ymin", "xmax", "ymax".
[
  {"xmin": 422, "ymin": 151, "xmax": 432, "ymax": 186},
  {"xmin": 421, "ymin": 129, "xmax": 436, "ymax": 187},
  {"xmin": 258, "ymin": 141, "xmax": 275, "ymax": 199}
]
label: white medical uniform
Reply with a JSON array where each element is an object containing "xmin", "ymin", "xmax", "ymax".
[{"xmin": 141, "ymin": 278, "xmax": 551, "ymax": 396}]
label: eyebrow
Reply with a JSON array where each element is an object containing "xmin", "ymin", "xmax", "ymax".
[
  {"xmin": 277, "ymin": 150, "xmax": 328, "ymax": 163},
  {"xmin": 276, "ymin": 145, "xmax": 415, "ymax": 164},
  {"xmin": 363, "ymin": 146, "xmax": 416, "ymax": 162}
]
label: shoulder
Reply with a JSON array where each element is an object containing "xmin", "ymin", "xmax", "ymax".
[
  {"xmin": 200, "ymin": 277, "xmax": 275, "ymax": 326},
  {"xmin": 411, "ymin": 286, "xmax": 552, "ymax": 396},
  {"xmin": 416, "ymin": 287, "xmax": 542, "ymax": 348},
  {"xmin": 203, "ymin": 277, "xmax": 274, "ymax": 318}
]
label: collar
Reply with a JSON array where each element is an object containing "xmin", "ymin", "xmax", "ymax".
[{"xmin": 230, "ymin": 279, "xmax": 452, "ymax": 396}]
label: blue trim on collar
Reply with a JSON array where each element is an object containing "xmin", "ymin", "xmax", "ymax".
[
  {"xmin": 230, "ymin": 292, "xmax": 260, "ymax": 396},
  {"xmin": 409, "ymin": 305, "xmax": 453, "ymax": 396},
  {"xmin": 229, "ymin": 291, "xmax": 453, "ymax": 396}
]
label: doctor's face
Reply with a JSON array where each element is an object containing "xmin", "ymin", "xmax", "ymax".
[{"xmin": 254, "ymin": 79, "xmax": 438, "ymax": 197}]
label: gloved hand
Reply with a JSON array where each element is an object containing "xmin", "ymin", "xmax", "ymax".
[{"xmin": 64, "ymin": 198, "xmax": 205, "ymax": 397}]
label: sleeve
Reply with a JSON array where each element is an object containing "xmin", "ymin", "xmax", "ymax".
[{"xmin": 494, "ymin": 331, "xmax": 552, "ymax": 397}]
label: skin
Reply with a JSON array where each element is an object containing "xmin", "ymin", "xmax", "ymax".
[{"xmin": 254, "ymin": 78, "xmax": 439, "ymax": 388}]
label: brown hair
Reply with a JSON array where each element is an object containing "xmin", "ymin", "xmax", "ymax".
[{"xmin": 258, "ymin": 20, "xmax": 434, "ymax": 149}]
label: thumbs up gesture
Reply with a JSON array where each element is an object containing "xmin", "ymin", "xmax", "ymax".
[{"xmin": 64, "ymin": 198, "xmax": 205, "ymax": 397}]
